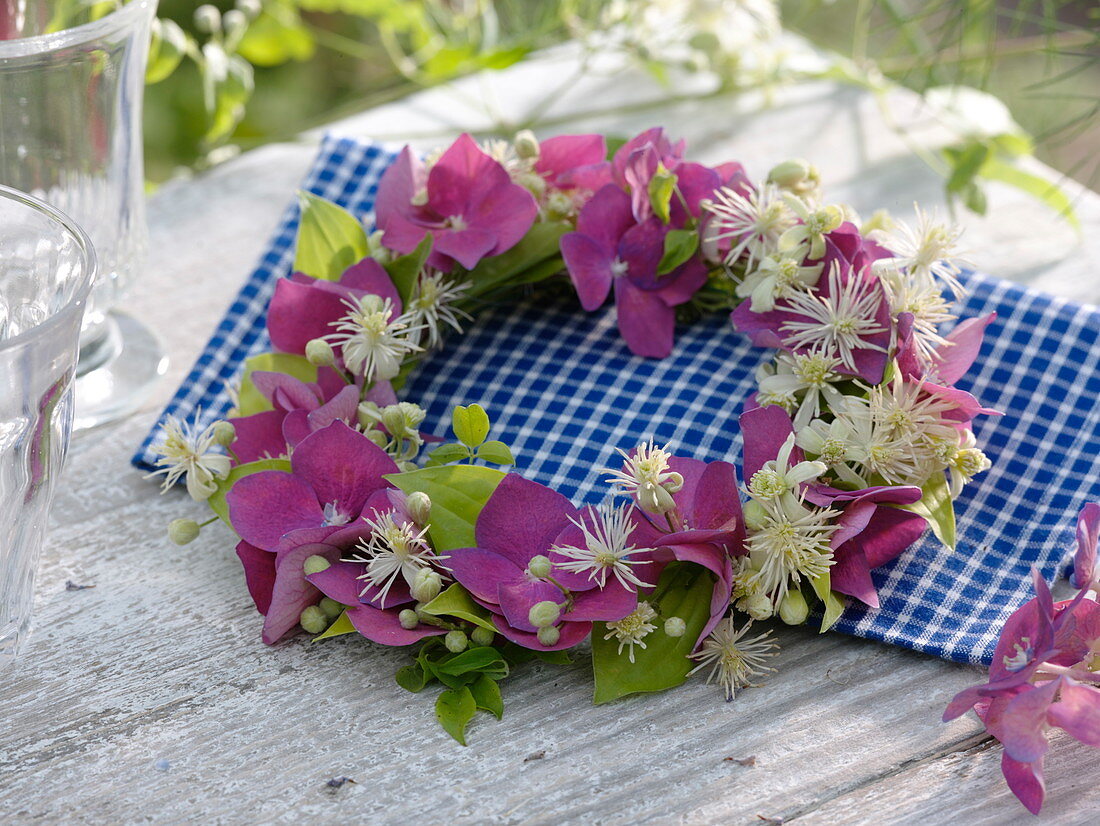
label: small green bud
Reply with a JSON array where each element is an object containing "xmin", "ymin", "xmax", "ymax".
[
  {"xmin": 212, "ymin": 421, "xmax": 236, "ymax": 447},
  {"xmin": 737, "ymin": 592, "xmax": 774, "ymax": 621},
  {"xmin": 305, "ymin": 338, "xmax": 335, "ymax": 367},
  {"xmin": 526, "ymin": 554, "xmax": 552, "ymax": 579},
  {"xmin": 536, "ymin": 626, "xmax": 560, "ymax": 646},
  {"xmin": 222, "ymin": 8, "xmax": 248, "ymax": 37},
  {"xmin": 303, "ymin": 555, "xmax": 330, "ymax": 575},
  {"xmin": 779, "ymin": 589, "xmax": 810, "ymax": 626},
  {"xmin": 528, "ymin": 600, "xmax": 561, "ymax": 629},
  {"xmin": 319, "ymin": 597, "xmax": 343, "ymax": 619},
  {"xmin": 767, "ymin": 159, "xmax": 812, "ymax": 188},
  {"xmin": 743, "ymin": 500, "xmax": 770, "ymax": 531},
  {"xmin": 471, "ymin": 626, "xmax": 495, "ymax": 647},
  {"xmin": 664, "ymin": 616, "xmax": 687, "ymax": 637},
  {"xmin": 861, "ymin": 208, "xmax": 895, "ymax": 236},
  {"xmin": 167, "ymin": 518, "xmax": 200, "ymax": 546},
  {"xmin": 444, "ymin": 630, "xmax": 468, "ymax": 653},
  {"xmin": 365, "ymin": 430, "xmax": 389, "ymax": 448},
  {"xmin": 357, "ymin": 401, "xmax": 381, "ymax": 429},
  {"xmin": 639, "ymin": 483, "xmax": 678, "ymax": 516},
  {"xmin": 235, "ymin": 0, "xmax": 262, "ymax": 20},
  {"xmin": 514, "ymin": 129, "xmax": 540, "ymax": 160},
  {"xmin": 300, "ymin": 605, "xmax": 328, "ymax": 634},
  {"xmin": 410, "ymin": 568, "xmax": 442, "ymax": 603},
  {"xmin": 399, "ymin": 609, "xmax": 420, "ymax": 630},
  {"xmin": 406, "ymin": 491, "xmax": 431, "ymax": 526},
  {"xmin": 359, "ymin": 294, "xmax": 385, "ymax": 315},
  {"xmin": 381, "ymin": 405, "xmax": 409, "ymax": 436}
]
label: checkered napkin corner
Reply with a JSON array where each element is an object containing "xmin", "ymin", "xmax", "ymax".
[{"xmin": 131, "ymin": 134, "xmax": 403, "ymax": 472}]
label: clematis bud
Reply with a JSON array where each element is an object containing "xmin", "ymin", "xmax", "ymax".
[
  {"xmin": 767, "ymin": 158, "xmax": 821, "ymax": 200},
  {"xmin": 537, "ymin": 626, "xmax": 560, "ymax": 646},
  {"xmin": 303, "ymin": 555, "xmax": 330, "ymax": 575},
  {"xmin": 639, "ymin": 482, "xmax": 677, "ymax": 516},
  {"xmin": 779, "ymin": 589, "xmax": 809, "ymax": 626},
  {"xmin": 319, "ymin": 597, "xmax": 342, "ymax": 619},
  {"xmin": 514, "ymin": 130, "xmax": 540, "ymax": 160},
  {"xmin": 526, "ymin": 555, "xmax": 552, "ymax": 579},
  {"xmin": 406, "ymin": 491, "xmax": 431, "ymax": 526},
  {"xmin": 305, "ymin": 338, "xmax": 335, "ymax": 367},
  {"xmin": 193, "ymin": 4, "xmax": 221, "ymax": 33},
  {"xmin": 664, "ymin": 617, "xmax": 686, "ymax": 637},
  {"xmin": 444, "ymin": 630, "xmax": 468, "ymax": 653},
  {"xmin": 410, "ymin": 568, "xmax": 442, "ymax": 603},
  {"xmin": 365, "ymin": 430, "xmax": 389, "ymax": 448},
  {"xmin": 471, "ymin": 626, "xmax": 495, "ymax": 646},
  {"xmin": 357, "ymin": 401, "xmax": 381, "ymax": 429},
  {"xmin": 167, "ymin": 518, "xmax": 200, "ymax": 546},
  {"xmin": 738, "ymin": 592, "xmax": 774, "ymax": 621},
  {"xmin": 742, "ymin": 500, "xmax": 770, "ymax": 532},
  {"xmin": 300, "ymin": 606, "xmax": 328, "ymax": 634},
  {"xmin": 528, "ymin": 600, "xmax": 561, "ymax": 629},
  {"xmin": 235, "ymin": 0, "xmax": 261, "ymax": 19},
  {"xmin": 222, "ymin": 8, "xmax": 248, "ymax": 38},
  {"xmin": 662, "ymin": 472, "xmax": 684, "ymax": 494},
  {"xmin": 399, "ymin": 609, "xmax": 420, "ymax": 630}
]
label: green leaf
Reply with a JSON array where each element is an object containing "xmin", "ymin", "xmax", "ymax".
[
  {"xmin": 420, "ymin": 584, "xmax": 496, "ymax": 633},
  {"xmin": 944, "ymin": 142, "xmax": 990, "ymax": 194},
  {"xmin": 146, "ymin": 19, "xmax": 188, "ymax": 84},
  {"xmin": 208, "ymin": 458, "xmax": 292, "ymax": 524},
  {"xmin": 452, "ymin": 404, "xmax": 490, "ymax": 448},
  {"xmin": 314, "ymin": 610, "xmax": 357, "ymax": 641},
  {"xmin": 470, "ymin": 674, "xmax": 503, "ymax": 720},
  {"xmin": 425, "ymin": 443, "xmax": 472, "ymax": 467},
  {"xmin": 236, "ymin": 352, "xmax": 318, "ymax": 416},
  {"xmin": 395, "ymin": 662, "xmax": 431, "ymax": 693},
  {"xmin": 384, "ymin": 235, "xmax": 432, "ymax": 308},
  {"xmin": 591, "ymin": 563, "xmax": 714, "ymax": 704},
  {"xmin": 475, "ymin": 440, "xmax": 514, "ymax": 466},
  {"xmin": 386, "ymin": 463, "xmax": 504, "ymax": 550},
  {"xmin": 237, "ymin": 11, "xmax": 316, "ymax": 68},
  {"xmin": 201, "ymin": 49, "xmax": 254, "ymax": 145},
  {"xmin": 436, "ymin": 646, "xmax": 509, "ymax": 679},
  {"xmin": 647, "ymin": 164, "xmax": 677, "ymax": 224},
  {"xmin": 979, "ymin": 157, "xmax": 1080, "ymax": 230},
  {"xmin": 809, "ymin": 571, "xmax": 846, "ymax": 633},
  {"xmin": 903, "ymin": 471, "xmax": 956, "ymax": 550},
  {"xmin": 464, "ymin": 222, "xmax": 570, "ymax": 299},
  {"xmin": 435, "ymin": 686, "xmax": 477, "ymax": 745},
  {"xmin": 293, "ymin": 192, "xmax": 370, "ymax": 281},
  {"xmin": 657, "ymin": 229, "xmax": 699, "ymax": 275}
]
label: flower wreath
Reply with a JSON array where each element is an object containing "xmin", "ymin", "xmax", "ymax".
[{"xmin": 151, "ymin": 127, "xmax": 1097, "ymax": 809}]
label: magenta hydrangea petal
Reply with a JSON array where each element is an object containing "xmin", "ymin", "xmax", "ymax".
[
  {"xmin": 376, "ymin": 147, "xmax": 428, "ymax": 254},
  {"xmin": 433, "ymin": 227, "xmax": 498, "ymax": 270},
  {"xmin": 567, "ymin": 578, "xmax": 637, "ymax": 622},
  {"xmin": 339, "ymin": 257, "xmax": 401, "ymax": 311},
  {"xmin": 498, "ymin": 580, "xmax": 565, "ymax": 633},
  {"xmin": 1048, "ymin": 680, "xmax": 1100, "ymax": 747},
  {"xmin": 261, "ymin": 539, "xmax": 343, "ymax": 644},
  {"xmin": 1073, "ymin": 502, "xmax": 1100, "ymax": 589},
  {"xmin": 687, "ymin": 459, "xmax": 743, "ymax": 532},
  {"xmin": 491, "ymin": 614, "xmax": 591, "ymax": 651},
  {"xmin": 830, "ymin": 542, "xmax": 879, "ymax": 608},
  {"xmin": 252, "ymin": 371, "xmax": 319, "ymax": 411},
  {"xmin": 923, "ymin": 382, "xmax": 1002, "ymax": 421},
  {"xmin": 739, "ymin": 405, "xmax": 796, "ymax": 480},
  {"xmin": 1001, "ymin": 753, "xmax": 1046, "ymax": 816},
  {"xmin": 618, "ymin": 218, "xmax": 665, "ymax": 289},
  {"xmin": 575, "ymin": 184, "xmax": 635, "ymax": 252},
  {"xmin": 427, "ymin": 133, "xmax": 502, "ymax": 214},
  {"xmin": 236, "ymin": 540, "xmax": 277, "ymax": 615},
  {"xmin": 730, "ymin": 301, "xmax": 786, "ymax": 349},
  {"xmin": 857, "ymin": 507, "xmax": 929, "ymax": 569},
  {"xmin": 622, "ymin": 144, "xmax": 659, "ymax": 221},
  {"xmin": 670, "ymin": 162, "xmax": 720, "ymax": 220},
  {"xmin": 282, "ymin": 410, "xmax": 312, "ymax": 449},
  {"xmin": 535, "ymin": 134, "xmax": 607, "ymax": 183},
  {"xmin": 306, "ymin": 560, "xmax": 370, "ymax": 606},
  {"xmin": 561, "ymin": 232, "xmax": 614, "ymax": 311},
  {"xmin": 895, "ymin": 312, "xmax": 923, "ymax": 380},
  {"xmin": 936, "ymin": 312, "xmax": 995, "ymax": 384},
  {"xmin": 346, "ymin": 603, "xmax": 446, "ymax": 645},
  {"xmin": 227, "ymin": 470, "xmax": 325, "ymax": 551},
  {"xmin": 290, "ymin": 422, "xmax": 399, "ymax": 519},
  {"xmin": 445, "ymin": 547, "xmax": 525, "ymax": 604},
  {"xmin": 654, "ymin": 258, "xmax": 708, "ymax": 307},
  {"xmin": 229, "ymin": 410, "xmax": 287, "ymax": 463},
  {"xmin": 996, "ymin": 678, "xmax": 1061, "ymax": 764},
  {"xmin": 475, "ymin": 474, "xmax": 577, "ymax": 567},
  {"xmin": 804, "ymin": 483, "xmax": 923, "ymax": 509},
  {"xmin": 308, "ymin": 384, "xmax": 359, "ymax": 431},
  {"xmin": 266, "ymin": 277, "xmax": 349, "ymax": 355},
  {"xmin": 614, "ymin": 277, "xmax": 675, "ymax": 358}
]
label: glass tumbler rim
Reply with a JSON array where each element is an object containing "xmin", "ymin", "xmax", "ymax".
[
  {"xmin": 0, "ymin": 184, "xmax": 97, "ymax": 354},
  {"xmin": 0, "ymin": 0, "xmax": 156, "ymax": 58}
]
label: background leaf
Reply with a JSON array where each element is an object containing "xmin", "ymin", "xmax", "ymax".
[
  {"xmin": 435, "ymin": 686, "xmax": 477, "ymax": 745},
  {"xmin": 903, "ymin": 471, "xmax": 957, "ymax": 550},
  {"xmin": 452, "ymin": 404, "xmax": 490, "ymax": 448},
  {"xmin": 293, "ymin": 192, "xmax": 370, "ymax": 280},
  {"xmin": 591, "ymin": 563, "xmax": 714, "ymax": 704},
  {"xmin": 475, "ymin": 440, "xmax": 515, "ymax": 466},
  {"xmin": 420, "ymin": 584, "xmax": 497, "ymax": 633},
  {"xmin": 314, "ymin": 610, "xmax": 357, "ymax": 640},
  {"xmin": 470, "ymin": 674, "xmax": 503, "ymax": 719},
  {"xmin": 386, "ymin": 465, "xmax": 504, "ymax": 551}
]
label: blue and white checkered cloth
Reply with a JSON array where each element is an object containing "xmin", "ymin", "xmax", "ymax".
[{"xmin": 134, "ymin": 133, "xmax": 1100, "ymax": 666}]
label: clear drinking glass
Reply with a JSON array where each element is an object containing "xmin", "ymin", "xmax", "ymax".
[
  {"xmin": 0, "ymin": 184, "xmax": 95, "ymax": 665},
  {"xmin": 0, "ymin": 0, "xmax": 166, "ymax": 430}
]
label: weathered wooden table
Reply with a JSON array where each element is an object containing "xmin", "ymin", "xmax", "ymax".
[{"xmin": 3, "ymin": 46, "xmax": 1098, "ymax": 824}]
